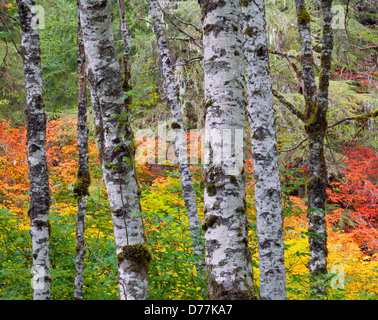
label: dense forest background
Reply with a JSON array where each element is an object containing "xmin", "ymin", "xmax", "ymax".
[{"xmin": 0, "ymin": 0, "xmax": 377, "ymax": 300}]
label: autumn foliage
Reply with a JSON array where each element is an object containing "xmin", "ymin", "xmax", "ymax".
[
  {"xmin": 1, "ymin": 117, "xmax": 378, "ymax": 299},
  {"xmin": 0, "ymin": 116, "xmax": 100, "ymax": 213},
  {"xmin": 327, "ymin": 145, "xmax": 378, "ymax": 256}
]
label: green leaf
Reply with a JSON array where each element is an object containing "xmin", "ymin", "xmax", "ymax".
[
  {"xmin": 123, "ymin": 156, "xmax": 134, "ymax": 165},
  {"xmin": 0, "ymin": 31, "xmax": 13, "ymax": 39}
]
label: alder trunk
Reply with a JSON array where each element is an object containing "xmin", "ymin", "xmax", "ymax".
[
  {"xmin": 242, "ymin": 0, "xmax": 286, "ymax": 300},
  {"xmin": 117, "ymin": 0, "xmax": 132, "ymax": 96},
  {"xmin": 17, "ymin": 0, "xmax": 51, "ymax": 300},
  {"xmin": 294, "ymin": 0, "xmax": 334, "ymax": 295},
  {"xmin": 148, "ymin": 0, "xmax": 205, "ymax": 280},
  {"xmin": 200, "ymin": 0, "xmax": 257, "ymax": 300},
  {"xmin": 73, "ymin": 7, "xmax": 90, "ymax": 300},
  {"xmin": 79, "ymin": 0, "xmax": 150, "ymax": 300}
]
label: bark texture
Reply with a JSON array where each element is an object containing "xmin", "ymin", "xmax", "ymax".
[
  {"xmin": 73, "ymin": 7, "xmax": 90, "ymax": 300},
  {"xmin": 295, "ymin": 0, "xmax": 318, "ymax": 109},
  {"xmin": 242, "ymin": 0, "xmax": 286, "ymax": 300},
  {"xmin": 200, "ymin": 0, "xmax": 257, "ymax": 300},
  {"xmin": 293, "ymin": 0, "xmax": 334, "ymax": 296},
  {"xmin": 79, "ymin": 0, "xmax": 150, "ymax": 300},
  {"xmin": 17, "ymin": 0, "xmax": 51, "ymax": 300},
  {"xmin": 148, "ymin": 0, "xmax": 205, "ymax": 280},
  {"xmin": 117, "ymin": 0, "xmax": 132, "ymax": 97}
]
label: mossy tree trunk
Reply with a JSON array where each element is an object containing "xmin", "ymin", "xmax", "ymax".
[
  {"xmin": 73, "ymin": 6, "xmax": 90, "ymax": 301},
  {"xmin": 294, "ymin": 0, "xmax": 334, "ymax": 296},
  {"xmin": 17, "ymin": 0, "xmax": 51, "ymax": 300},
  {"xmin": 117, "ymin": 0, "xmax": 132, "ymax": 97},
  {"xmin": 79, "ymin": 0, "xmax": 150, "ymax": 300},
  {"xmin": 242, "ymin": 0, "xmax": 286, "ymax": 300},
  {"xmin": 148, "ymin": 0, "xmax": 205, "ymax": 282},
  {"xmin": 200, "ymin": 0, "xmax": 257, "ymax": 300},
  {"xmin": 294, "ymin": 0, "xmax": 318, "ymax": 109}
]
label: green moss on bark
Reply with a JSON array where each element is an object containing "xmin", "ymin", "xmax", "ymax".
[
  {"xmin": 117, "ymin": 243, "xmax": 153, "ymax": 269},
  {"xmin": 201, "ymin": 215, "xmax": 218, "ymax": 232},
  {"xmin": 298, "ymin": 8, "xmax": 312, "ymax": 24},
  {"xmin": 200, "ymin": 0, "xmax": 226, "ymax": 22},
  {"xmin": 207, "ymin": 277, "xmax": 258, "ymax": 300},
  {"xmin": 241, "ymin": 0, "xmax": 250, "ymax": 7},
  {"xmin": 204, "ymin": 100, "xmax": 213, "ymax": 111},
  {"xmin": 203, "ymin": 24, "xmax": 220, "ymax": 37},
  {"xmin": 244, "ymin": 26, "xmax": 256, "ymax": 37},
  {"xmin": 208, "ymin": 278, "xmax": 228, "ymax": 298},
  {"xmin": 206, "ymin": 183, "xmax": 216, "ymax": 196},
  {"xmin": 73, "ymin": 165, "xmax": 91, "ymax": 198},
  {"xmin": 171, "ymin": 122, "xmax": 181, "ymax": 129}
]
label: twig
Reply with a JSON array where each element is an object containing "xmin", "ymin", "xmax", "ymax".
[
  {"xmin": 164, "ymin": 10, "xmax": 202, "ymax": 34},
  {"xmin": 140, "ymin": 18, "xmax": 153, "ymax": 25},
  {"xmin": 280, "ymin": 137, "xmax": 308, "ymax": 153},
  {"xmin": 162, "ymin": 10, "xmax": 202, "ymax": 49},
  {"xmin": 0, "ymin": 14, "xmax": 22, "ymax": 56},
  {"xmin": 327, "ymin": 110, "xmax": 378, "ymax": 129},
  {"xmin": 137, "ymin": 56, "xmax": 203, "ymax": 75},
  {"xmin": 0, "ymin": 11, "xmax": 19, "ymax": 23},
  {"xmin": 269, "ymin": 48, "xmax": 299, "ymax": 60},
  {"xmin": 85, "ymin": 240, "xmax": 127, "ymax": 298}
]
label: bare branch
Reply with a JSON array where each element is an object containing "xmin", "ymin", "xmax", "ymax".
[
  {"xmin": 162, "ymin": 9, "xmax": 203, "ymax": 49},
  {"xmin": 139, "ymin": 18, "xmax": 153, "ymax": 25},
  {"xmin": 269, "ymin": 48, "xmax": 299, "ymax": 60},
  {"xmin": 279, "ymin": 137, "xmax": 308, "ymax": 153},
  {"xmin": 164, "ymin": 9, "xmax": 202, "ymax": 34},
  {"xmin": 85, "ymin": 240, "xmax": 127, "ymax": 296}
]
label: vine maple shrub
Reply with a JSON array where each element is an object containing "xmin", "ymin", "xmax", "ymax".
[
  {"xmin": 0, "ymin": 120, "xmax": 28, "ymax": 215},
  {"xmin": 0, "ymin": 116, "xmax": 100, "ymax": 215},
  {"xmin": 327, "ymin": 145, "xmax": 378, "ymax": 256},
  {"xmin": 1, "ymin": 117, "xmax": 378, "ymax": 299}
]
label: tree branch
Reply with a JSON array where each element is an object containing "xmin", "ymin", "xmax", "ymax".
[
  {"xmin": 162, "ymin": 9, "xmax": 202, "ymax": 49},
  {"xmin": 269, "ymin": 48, "xmax": 299, "ymax": 60},
  {"xmin": 272, "ymin": 89, "xmax": 305, "ymax": 122},
  {"xmin": 85, "ymin": 240, "xmax": 127, "ymax": 295},
  {"xmin": 327, "ymin": 109, "xmax": 378, "ymax": 129},
  {"xmin": 164, "ymin": 9, "xmax": 202, "ymax": 34},
  {"xmin": 279, "ymin": 137, "xmax": 308, "ymax": 153}
]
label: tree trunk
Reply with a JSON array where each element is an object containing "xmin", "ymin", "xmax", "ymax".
[
  {"xmin": 200, "ymin": 0, "xmax": 257, "ymax": 300},
  {"xmin": 294, "ymin": 0, "xmax": 318, "ymax": 109},
  {"xmin": 73, "ymin": 6, "xmax": 90, "ymax": 300},
  {"xmin": 148, "ymin": 0, "xmax": 205, "ymax": 281},
  {"xmin": 17, "ymin": 0, "xmax": 51, "ymax": 300},
  {"xmin": 79, "ymin": 0, "xmax": 151, "ymax": 300},
  {"xmin": 117, "ymin": 0, "xmax": 132, "ymax": 97},
  {"xmin": 294, "ymin": 0, "xmax": 334, "ymax": 296},
  {"xmin": 242, "ymin": 0, "xmax": 286, "ymax": 300}
]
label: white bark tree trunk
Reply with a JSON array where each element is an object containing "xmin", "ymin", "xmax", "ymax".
[
  {"xmin": 242, "ymin": 0, "xmax": 287, "ymax": 300},
  {"xmin": 73, "ymin": 6, "xmax": 90, "ymax": 300},
  {"xmin": 79, "ymin": 0, "xmax": 151, "ymax": 300},
  {"xmin": 17, "ymin": 0, "xmax": 51, "ymax": 300},
  {"xmin": 148, "ymin": 0, "xmax": 205, "ymax": 281},
  {"xmin": 200, "ymin": 0, "xmax": 257, "ymax": 300}
]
